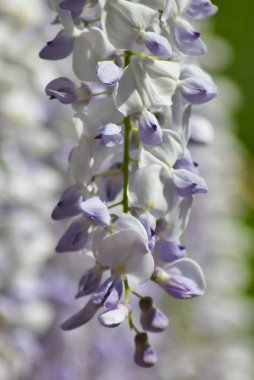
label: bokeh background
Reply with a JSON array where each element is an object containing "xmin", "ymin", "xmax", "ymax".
[{"xmin": 0, "ymin": 1, "xmax": 253, "ymax": 379}]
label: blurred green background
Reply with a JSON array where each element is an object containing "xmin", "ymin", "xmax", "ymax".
[
  {"xmin": 215, "ymin": 0, "xmax": 254, "ymax": 321},
  {"xmin": 215, "ymin": 0, "xmax": 254, "ymax": 154}
]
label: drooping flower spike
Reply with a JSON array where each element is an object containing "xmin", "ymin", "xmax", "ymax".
[{"xmin": 41, "ymin": 0, "xmax": 218, "ymax": 367}]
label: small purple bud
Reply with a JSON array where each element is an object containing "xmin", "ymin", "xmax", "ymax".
[
  {"xmin": 157, "ymin": 240, "xmax": 186, "ymax": 262},
  {"xmin": 179, "ymin": 66, "xmax": 218, "ymax": 104},
  {"xmin": 61, "ymin": 298, "xmax": 100, "ymax": 330},
  {"xmin": 143, "ymin": 32, "xmax": 172, "ymax": 59},
  {"xmin": 173, "ymin": 18, "xmax": 207, "ymax": 56},
  {"xmin": 172, "ymin": 169, "xmax": 208, "ymax": 197},
  {"xmin": 39, "ymin": 29, "xmax": 74, "ymax": 60},
  {"xmin": 139, "ymin": 297, "xmax": 169, "ymax": 333},
  {"xmin": 98, "ymin": 304, "xmax": 129, "ymax": 328},
  {"xmin": 138, "ymin": 110, "xmax": 162, "ymax": 146},
  {"xmin": 97, "ymin": 61, "xmax": 123, "ymax": 86},
  {"xmin": 186, "ymin": 0, "xmax": 218, "ymax": 19},
  {"xmin": 134, "ymin": 333, "xmax": 157, "ymax": 368},
  {"xmin": 96, "ymin": 123, "xmax": 123, "ymax": 148},
  {"xmin": 75, "ymin": 265, "xmax": 103, "ymax": 298},
  {"xmin": 55, "ymin": 218, "xmax": 88, "ymax": 253},
  {"xmin": 45, "ymin": 77, "xmax": 78, "ymax": 104},
  {"xmin": 81, "ymin": 196, "xmax": 110, "ymax": 226}
]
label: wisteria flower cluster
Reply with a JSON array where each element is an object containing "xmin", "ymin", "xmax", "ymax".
[{"xmin": 40, "ymin": 0, "xmax": 218, "ymax": 368}]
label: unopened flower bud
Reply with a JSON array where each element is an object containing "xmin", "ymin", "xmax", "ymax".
[
  {"xmin": 134, "ymin": 332, "xmax": 157, "ymax": 368},
  {"xmin": 139, "ymin": 297, "xmax": 169, "ymax": 333}
]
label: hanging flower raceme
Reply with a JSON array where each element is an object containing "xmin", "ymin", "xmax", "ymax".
[{"xmin": 40, "ymin": 0, "xmax": 218, "ymax": 368}]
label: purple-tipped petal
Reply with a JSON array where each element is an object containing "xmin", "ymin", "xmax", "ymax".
[
  {"xmin": 173, "ymin": 18, "xmax": 207, "ymax": 56},
  {"xmin": 55, "ymin": 218, "xmax": 88, "ymax": 253},
  {"xmin": 39, "ymin": 29, "xmax": 74, "ymax": 60},
  {"xmin": 104, "ymin": 278, "xmax": 123, "ymax": 310},
  {"xmin": 96, "ymin": 123, "xmax": 123, "ymax": 147},
  {"xmin": 157, "ymin": 240, "xmax": 186, "ymax": 262},
  {"xmin": 138, "ymin": 213, "xmax": 156, "ymax": 252},
  {"xmin": 97, "ymin": 61, "xmax": 123, "ymax": 86},
  {"xmin": 143, "ymin": 32, "xmax": 172, "ymax": 59},
  {"xmin": 164, "ymin": 274, "xmax": 204, "ymax": 299},
  {"xmin": 152, "ymin": 259, "xmax": 206, "ymax": 299},
  {"xmin": 138, "ymin": 110, "xmax": 162, "ymax": 146},
  {"xmin": 45, "ymin": 77, "xmax": 78, "ymax": 104},
  {"xmin": 75, "ymin": 266, "xmax": 103, "ymax": 298},
  {"xmin": 51, "ymin": 185, "xmax": 84, "ymax": 220},
  {"xmin": 172, "ymin": 169, "xmax": 208, "ymax": 197},
  {"xmin": 134, "ymin": 333, "xmax": 157, "ymax": 368},
  {"xmin": 186, "ymin": 0, "xmax": 218, "ymax": 19},
  {"xmin": 81, "ymin": 196, "xmax": 110, "ymax": 226},
  {"xmin": 98, "ymin": 304, "xmax": 128, "ymax": 328},
  {"xmin": 174, "ymin": 157, "xmax": 199, "ymax": 174},
  {"xmin": 61, "ymin": 298, "xmax": 99, "ymax": 330},
  {"xmin": 92, "ymin": 277, "xmax": 114, "ymax": 305},
  {"xmin": 179, "ymin": 78, "xmax": 218, "ymax": 104},
  {"xmin": 139, "ymin": 297, "xmax": 169, "ymax": 333},
  {"xmin": 179, "ymin": 65, "xmax": 218, "ymax": 104}
]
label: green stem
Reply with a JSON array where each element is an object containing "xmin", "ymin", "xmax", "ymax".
[
  {"xmin": 108, "ymin": 201, "xmax": 123, "ymax": 209},
  {"xmin": 123, "ymin": 115, "xmax": 131, "ymax": 213},
  {"xmin": 92, "ymin": 90, "xmax": 113, "ymax": 97},
  {"xmin": 129, "ymin": 289, "xmax": 143, "ymax": 299},
  {"xmin": 93, "ymin": 168, "xmax": 122, "ymax": 179},
  {"xmin": 124, "ymin": 279, "xmax": 140, "ymax": 334},
  {"xmin": 122, "ymin": 51, "xmax": 132, "ymax": 213},
  {"xmin": 84, "ymin": 17, "xmax": 101, "ymax": 25}
]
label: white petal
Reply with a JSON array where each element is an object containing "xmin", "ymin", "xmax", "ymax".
[
  {"xmin": 189, "ymin": 115, "xmax": 214, "ymax": 144},
  {"xmin": 98, "ymin": 304, "xmax": 128, "ymax": 327},
  {"xmin": 124, "ymin": 240, "xmax": 154, "ymax": 283},
  {"xmin": 113, "ymin": 61, "xmax": 144, "ymax": 116},
  {"xmin": 73, "ymin": 27, "xmax": 115, "ymax": 83},
  {"xmin": 68, "ymin": 135, "xmax": 93, "ymax": 186},
  {"xmin": 128, "ymin": 164, "xmax": 177, "ymax": 216},
  {"xmin": 165, "ymin": 258, "xmax": 206, "ymax": 295},
  {"xmin": 114, "ymin": 58, "xmax": 180, "ymax": 116},
  {"xmin": 139, "ymin": 130, "xmax": 183, "ymax": 168},
  {"xmin": 116, "ymin": 214, "xmax": 148, "ymax": 243},
  {"xmin": 93, "ymin": 229, "xmax": 138, "ymax": 269},
  {"xmin": 160, "ymin": 197, "xmax": 193, "ymax": 240},
  {"xmin": 103, "ymin": 0, "xmax": 158, "ymax": 50}
]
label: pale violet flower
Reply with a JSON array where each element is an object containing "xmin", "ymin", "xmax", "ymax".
[
  {"xmin": 103, "ymin": 0, "xmax": 159, "ymax": 52},
  {"xmin": 114, "ymin": 58, "xmax": 180, "ymax": 116},
  {"xmin": 93, "ymin": 214, "xmax": 154, "ymax": 284}
]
